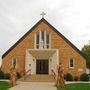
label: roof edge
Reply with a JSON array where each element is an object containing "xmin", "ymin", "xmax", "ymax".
[
  {"xmin": 2, "ymin": 18, "xmax": 86, "ymax": 60},
  {"xmin": 2, "ymin": 18, "xmax": 44, "ymax": 58},
  {"xmin": 42, "ymin": 19, "xmax": 86, "ymax": 60}
]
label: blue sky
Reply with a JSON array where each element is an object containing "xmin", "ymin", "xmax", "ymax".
[{"xmin": 0, "ymin": 0, "xmax": 90, "ymax": 62}]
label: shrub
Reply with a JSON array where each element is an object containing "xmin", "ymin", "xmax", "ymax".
[
  {"xmin": 4, "ymin": 73, "xmax": 11, "ymax": 80},
  {"xmin": 73, "ymin": 76, "xmax": 78, "ymax": 81},
  {"xmin": 16, "ymin": 72, "xmax": 21, "ymax": 79},
  {"xmin": 64, "ymin": 73, "xmax": 73, "ymax": 81},
  {"xmin": 0, "ymin": 69, "xmax": 4, "ymax": 79},
  {"xmin": 80, "ymin": 73, "xmax": 89, "ymax": 81}
]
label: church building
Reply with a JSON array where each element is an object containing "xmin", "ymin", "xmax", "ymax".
[{"xmin": 1, "ymin": 16, "xmax": 86, "ymax": 80}]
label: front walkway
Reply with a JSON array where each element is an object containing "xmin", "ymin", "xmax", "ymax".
[{"xmin": 8, "ymin": 81, "xmax": 56, "ymax": 90}]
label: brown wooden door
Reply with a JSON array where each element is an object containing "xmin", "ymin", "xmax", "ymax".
[{"xmin": 36, "ymin": 59, "xmax": 48, "ymax": 74}]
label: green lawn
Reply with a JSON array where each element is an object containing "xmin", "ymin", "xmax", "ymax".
[
  {"xmin": 57, "ymin": 83, "xmax": 90, "ymax": 90},
  {"xmin": 0, "ymin": 81, "xmax": 11, "ymax": 90}
]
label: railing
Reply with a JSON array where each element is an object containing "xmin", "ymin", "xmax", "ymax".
[
  {"xmin": 23, "ymin": 69, "xmax": 31, "ymax": 80},
  {"xmin": 51, "ymin": 69, "xmax": 56, "ymax": 80}
]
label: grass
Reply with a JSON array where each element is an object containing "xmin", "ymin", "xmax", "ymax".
[
  {"xmin": 57, "ymin": 83, "xmax": 90, "ymax": 90},
  {"xmin": 0, "ymin": 81, "xmax": 11, "ymax": 90}
]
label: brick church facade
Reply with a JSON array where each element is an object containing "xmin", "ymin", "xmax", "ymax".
[{"xmin": 1, "ymin": 18, "xmax": 86, "ymax": 78}]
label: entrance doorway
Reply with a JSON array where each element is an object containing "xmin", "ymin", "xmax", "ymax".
[{"xmin": 36, "ymin": 59, "xmax": 48, "ymax": 74}]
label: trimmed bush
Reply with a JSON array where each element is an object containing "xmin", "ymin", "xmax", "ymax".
[
  {"xmin": 64, "ymin": 73, "xmax": 73, "ymax": 81},
  {"xmin": 80, "ymin": 73, "xmax": 89, "ymax": 81},
  {"xmin": 73, "ymin": 76, "xmax": 78, "ymax": 81},
  {"xmin": 4, "ymin": 73, "xmax": 11, "ymax": 80},
  {"xmin": 0, "ymin": 69, "xmax": 4, "ymax": 79}
]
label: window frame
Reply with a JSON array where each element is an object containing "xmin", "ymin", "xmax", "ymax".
[
  {"xmin": 40, "ymin": 30, "xmax": 45, "ymax": 49},
  {"xmin": 36, "ymin": 32, "xmax": 40, "ymax": 49},
  {"xmin": 12, "ymin": 58, "xmax": 17, "ymax": 68},
  {"xmin": 46, "ymin": 32, "xmax": 50, "ymax": 49},
  {"xmin": 41, "ymin": 30, "xmax": 45, "ymax": 42},
  {"xmin": 35, "ymin": 30, "xmax": 51, "ymax": 49},
  {"xmin": 69, "ymin": 58, "xmax": 74, "ymax": 69}
]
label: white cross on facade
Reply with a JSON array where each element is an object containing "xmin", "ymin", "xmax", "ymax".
[{"xmin": 40, "ymin": 12, "xmax": 46, "ymax": 18}]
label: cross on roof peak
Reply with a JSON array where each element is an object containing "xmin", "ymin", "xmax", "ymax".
[{"xmin": 40, "ymin": 12, "xmax": 46, "ymax": 18}]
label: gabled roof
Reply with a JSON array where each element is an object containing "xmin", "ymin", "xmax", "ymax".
[{"xmin": 2, "ymin": 18, "xmax": 86, "ymax": 59}]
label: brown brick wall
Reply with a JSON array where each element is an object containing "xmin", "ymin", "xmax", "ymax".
[{"xmin": 1, "ymin": 21, "xmax": 86, "ymax": 77}]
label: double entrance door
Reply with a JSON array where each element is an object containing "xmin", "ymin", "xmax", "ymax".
[{"xmin": 36, "ymin": 59, "xmax": 48, "ymax": 74}]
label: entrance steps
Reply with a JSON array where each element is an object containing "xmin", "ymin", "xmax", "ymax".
[{"xmin": 20, "ymin": 75, "xmax": 55, "ymax": 82}]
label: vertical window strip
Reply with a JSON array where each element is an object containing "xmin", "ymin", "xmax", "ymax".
[
  {"xmin": 12, "ymin": 58, "xmax": 16, "ymax": 67},
  {"xmin": 41, "ymin": 30, "xmax": 44, "ymax": 41},
  {"xmin": 41, "ymin": 30, "xmax": 45, "ymax": 48},
  {"xmin": 69, "ymin": 58, "xmax": 74, "ymax": 68},
  {"xmin": 46, "ymin": 33, "xmax": 49, "ymax": 48},
  {"xmin": 36, "ymin": 33, "xmax": 39, "ymax": 48},
  {"xmin": 35, "ymin": 30, "xmax": 50, "ymax": 49}
]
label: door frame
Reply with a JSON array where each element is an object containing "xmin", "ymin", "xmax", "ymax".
[{"xmin": 36, "ymin": 59, "xmax": 49, "ymax": 74}]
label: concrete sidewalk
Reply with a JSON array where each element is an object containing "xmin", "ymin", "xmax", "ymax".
[{"xmin": 8, "ymin": 82, "xmax": 56, "ymax": 90}]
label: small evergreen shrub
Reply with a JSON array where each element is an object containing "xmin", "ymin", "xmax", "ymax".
[
  {"xmin": 64, "ymin": 73, "xmax": 73, "ymax": 81},
  {"xmin": 80, "ymin": 73, "xmax": 89, "ymax": 81},
  {"xmin": 73, "ymin": 76, "xmax": 78, "ymax": 81},
  {"xmin": 0, "ymin": 69, "xmax": 4, "ymax": 79}
]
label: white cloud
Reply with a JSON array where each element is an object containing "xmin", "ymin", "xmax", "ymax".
[{"xmin": 0, "ymin": 0, "xmax": 90, "ymax": 57}]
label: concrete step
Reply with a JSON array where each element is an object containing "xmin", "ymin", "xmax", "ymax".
[{"xmin": 20, "ymin": 75, "xmax": 55, "ymax": 82}]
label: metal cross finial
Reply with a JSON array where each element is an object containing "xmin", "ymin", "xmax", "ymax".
[{"xmin": 40, "ymin": 12, "xmax": 46, "ymax": 18}]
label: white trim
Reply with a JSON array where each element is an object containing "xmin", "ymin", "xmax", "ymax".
[
  {"xmin": 46, "ymin": 32, "xmax": 50, "ymax": 49},
  {"xmin": 44, "ymin": 30, "xmax": 46, "ymax": 49},
  {"xmin": 25, "ymin": 50, "xmax": 36, "ymax": 74},
  {"xmin": 34, "ymin": 34, "xmax": 36, "ymax": 49},
  {"xmin": 35, "ymin": 32, "xmax": 40, "ymax": 49},
  {"xmin": 25, "ymin": 49, "xmax": 59, "ymax": 75},
  {"xmin": 27, "ymin": 49, "xmax": 58, "ymax": 51},
  {"xmin": 49, "ymin": 33, "xmax": 51, "ymax": 49},
  {"xmin": 69, "ymin": 57, "xmax": 75, "ymax": 69},
  {"xmin": 40, "ymin": 30, "xmax": 41, "ymax": 49},
  {"xmin": 35, "ymin": 30, "xmax": 51, "ymax": 49},
  {"xmin": 49, "ymin": 49, "xmax": 59, "ymax": 75}
]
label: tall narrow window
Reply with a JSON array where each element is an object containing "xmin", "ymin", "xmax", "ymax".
[
  {"xmin": 69, "ymin": 58, "xmax": 74, "ymax": 68},
  {"xmin": 35, "ymin": 30, "xmax": 50, "ymax": 49},
  {"xmin": 46, "ymin": 33, "xmax": 49, "ymax": 48},
  {"xmin": 12, "ymin": 58, "xmax": 16, "ymax": 67},
  {"xmin": 36, "ymin": 33, "xmax": 39, "ymax": 48},
  {"xmin": 41, "ymin": 30, "xmax": 44, "ymax": 41},
  {"xmin": 41, "ymin": 30, "xmax": 45, "ymax": 48}
]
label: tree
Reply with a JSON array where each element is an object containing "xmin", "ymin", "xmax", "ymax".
[{"xmin": 81, "ymin": 43, "xmax": 90, "ymax": 73}]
